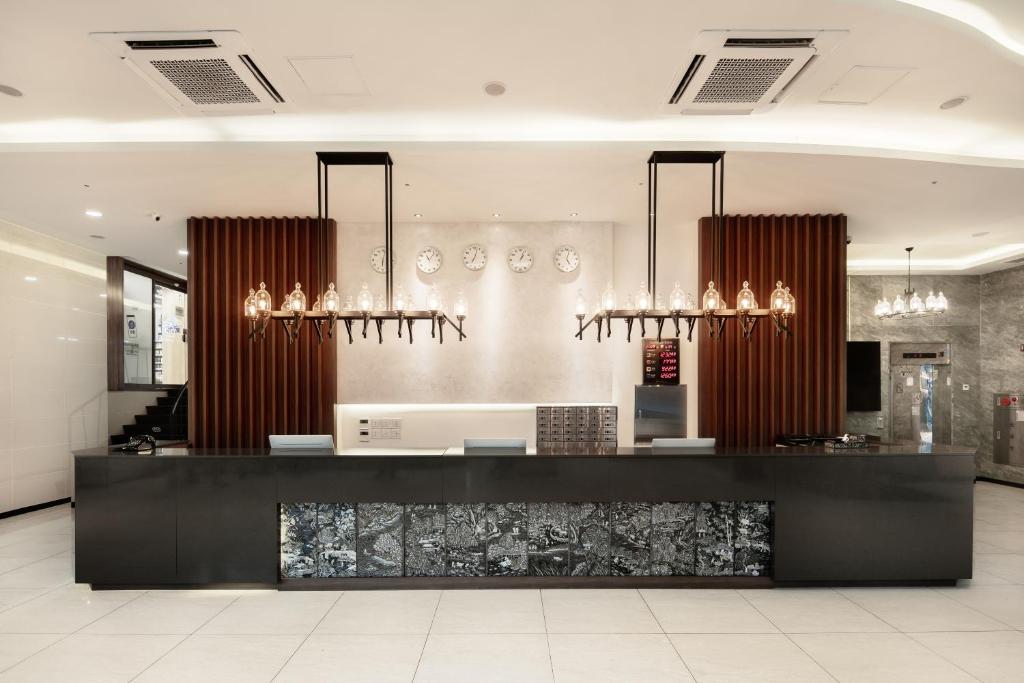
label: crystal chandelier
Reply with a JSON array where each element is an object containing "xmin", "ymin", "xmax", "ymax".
[
  {"xmin": 873, "ymin": 247, "xmax": 947, "ymax": 320},
  {"xmin": 244, "ymin": 152, "xmax": 467, "ymax": 345},
  {"xmin": 574, "ymin": 152, "xmax": 795, "ymax": 343}
]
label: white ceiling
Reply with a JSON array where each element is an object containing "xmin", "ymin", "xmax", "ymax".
[{"xmin": 0, "ymin": 0, "xmax": 1022, "ymax": 275}]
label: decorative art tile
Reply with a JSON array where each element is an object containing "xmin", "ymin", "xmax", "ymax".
[
  {"xmin": 405, "ymin": 503, "xmax": 446, "ymax": 577},
  {"xmin": 568, "ymin": 502, "xmax": 610, "ymax": 576},
  {"xmin": 315, "ymin": 503, "xmax": 356, "ymax": 578},
  {"xmin": 610, "ymin": 502, "xmax": 652, "ymax": 576},
  {"xmin": 485, "ymin": 502, "xmax": 528, "ymax": 577},
  {"xmin": 650, "ymin": 502, "xmax": 696, "ymax": 576},
  {"xmin": 528, "ymin": 502, "xmax": 570, "ymax": 576},
  {"xmin": 446, "ymin": 503, "xmax": 487, "ymax": 576},
  {"xmin": 280, "ymin": 503, "xmax": 317, "ymax": 578},
  {"xmin": 734, "ymin": 501, "xmax": 772, "ymax": 577},
  {"xmin": 696, "ymin": 501, "xmax": 735, "ymax": 576},
  {"xmin": 356, "ymin": 502, "xmax": 404, "ymax": 577}
]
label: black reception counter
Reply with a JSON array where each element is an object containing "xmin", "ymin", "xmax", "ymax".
[{"xmin": 73, "ymin": 443, "xmax": 975, "ymax": 589}]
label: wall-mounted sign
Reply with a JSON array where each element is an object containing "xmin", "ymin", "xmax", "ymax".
[
  {"xmin": 642, "ymin": 338, "xmax": 679, "ymax": 385},
  {"xmin": 126, "ymin": 314, "xmax": 137, "ymax": 339}
]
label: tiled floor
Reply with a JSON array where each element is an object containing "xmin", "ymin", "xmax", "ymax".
[{"xmin": 0, "ymin": 482, "xmax": 1020, "ymax": 681}]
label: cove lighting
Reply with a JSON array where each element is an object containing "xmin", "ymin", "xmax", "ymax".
[{"xmin": 85, "ymin": 210, "xmax": 103, "ymax": 218}]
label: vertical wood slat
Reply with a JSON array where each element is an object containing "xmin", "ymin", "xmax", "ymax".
[
  {"xmin": 186, "ymin": 216, "xmax": 338, "ymax": 448},
  {"xmin": 697, "ymin": 214, "xmax": 847, "ymax": 447}
]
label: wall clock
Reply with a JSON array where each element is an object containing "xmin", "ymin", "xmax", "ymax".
[
  {"xmin": 416, "ymin": 246, "xmax": 443, "ymax": 274},
  {"xmin": 554, "ymin": 245, "xmax": 580, "ymax": 273},
  {"xmin": 462, "ymin": 243, "xmax": 488, "ymax": 271},
  {"xmin": 369, "ymin": 246, "xmax": 394, "ymax": 274},
  {"xmin": 507, "ymin": 246, "xmax": 534, "ymax": 273}
]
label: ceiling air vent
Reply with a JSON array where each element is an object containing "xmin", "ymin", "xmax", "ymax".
[
  {"xmin": 663, "ymin": 30, "xmax": 846, "ymax": 115},
  {"xmin": 91, "ymin": 30, "xmax": 286, "ymax": 115}
]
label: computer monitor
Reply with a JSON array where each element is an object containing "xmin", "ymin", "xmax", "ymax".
[
  {"xmin": 268, "ymin": 434, "xmax": 335, "ymax": 449},
  {"xmin": 651, "ymin": 437, "xmax": 716, "ymax": 448}
]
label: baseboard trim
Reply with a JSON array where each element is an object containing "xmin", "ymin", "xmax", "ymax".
[
  {"xmin": 976, "ymin": 476, "xmax": 1024, "ymax": 490},
  {"xmin": 0, "ymin": 497, "xmax": 72, "ymax": 520}
]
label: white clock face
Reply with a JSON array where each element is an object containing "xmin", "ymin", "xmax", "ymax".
[
  {"xmin": 462, "ymin": 243, "xmax": 488, "ymax": 271},
  {"xmin": 370, "ymin": 246, "xmax": 394, "ymax": 274},
  {"xmin": 416, "ymin": 246, "xmax": 443, "ymax": 274},
  {"xmin": 507, "ymin": 246, "xmax": 534, "ymax": 273},
  {"xmin": 554, "ymin": 245, "xmax": 580, "ymax": 273}
]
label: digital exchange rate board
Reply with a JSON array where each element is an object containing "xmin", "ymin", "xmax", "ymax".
[{"xmin": 642, "ymin": 338, "xmax": 679, "ymax": 385}]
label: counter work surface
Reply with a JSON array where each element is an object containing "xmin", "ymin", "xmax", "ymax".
[{"xmin": 73, "ymin": 442, "xmax": 975, "ymax": 458}]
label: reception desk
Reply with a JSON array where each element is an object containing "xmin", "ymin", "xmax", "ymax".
[{"xmin": 73, "ymin": 444, "xmax": 974, "ymax": 589}]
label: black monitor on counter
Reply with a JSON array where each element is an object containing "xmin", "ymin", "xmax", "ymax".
[{"xmin": 847, "ymin": 341, "xmax": 882, "ymax": 411}]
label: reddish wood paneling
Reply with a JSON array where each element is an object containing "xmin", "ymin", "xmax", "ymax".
[
  {"xmin": 187, "ymin": 217, "xmax": 337, "ymax": 448},
  {"xmin": 697, "ymin": 215, "xmax": 847, "ymax": 446}
]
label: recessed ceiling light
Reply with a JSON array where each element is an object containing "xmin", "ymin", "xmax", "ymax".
[
  {"xmin": 972, "ymin": 231, "xmax": 990, "ymax": 237},
  {"xmin": 23, "ymin": 276, "xmax": 38, "ymax": 282},
  {"xmin": 89, "ymin": 234, "xmax": 105, "ymax": 240},
  {"xmin": 85, "ymin": 209, "xmax": 103, "ymax": 218},
  {"xmin": 940, "ymin": 96, "xmax": 968, "ymax": 110},
  {"xmin": 570, "ymin": 212, "xmax": 579, "ymax": 217},
  {"xmin": 99, "ymin": 293, "xmax": 107, "ymax": 298},
  {"xmin": 178, "ymin": 249, "xmax": 189, "ymax": 256},
  {"xmin": 492, "ymin": 212, "xmax": 501, "ymax": 218},
  {"xmin": 0, "ymin": 84, "xmax": 23, "ymax": 98},
  {"xmin": 483, "ymin": 81, "xmax": 507, "ymax": 96},
  {"xmin": 413, "ymin": 213, "xmax": 423, "ymax": 218}
]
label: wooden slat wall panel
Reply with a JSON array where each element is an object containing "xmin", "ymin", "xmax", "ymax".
[
  {"xmin": 187, "ymin": 216, "xmax": 337, "ymax": 448},
  {"xmin": 697, "ymin": 214, "xmax": 847, "ymax": 447}
]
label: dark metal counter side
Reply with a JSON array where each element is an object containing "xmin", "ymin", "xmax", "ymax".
[{"xmin": 72, "ymin": 444, "xmax": 975, "ymax": 589}]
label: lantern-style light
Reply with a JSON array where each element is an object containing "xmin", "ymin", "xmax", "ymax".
[
  {"xmin": 454, "ymin": 291, "xmax": 468, "ymax": 318},
  {"xmin": 769, "ymin": 281, "xmax": 787, "ymax": 313},
  {"xmin": 702, "ymin": 281, "xmax": 721, "ymax": 311},
  {"xmin": 934, "ymin": 291, "xmax": 948, "ymax": 311},
  {"xmin": 601, "ymin": 283, "xmax": 616, "ymax": 311},
  {"xmin": 636, "ymin": 281, "xmax": 652, "ymax": 311},
  {"xmin": 393, "ymin": 285, "xmax": 408, "ymax": 312},
  {"xmin": 426, "ymin": 285, "xmax": 441, "ymax": 312},
  {"xmin": 669, "ymin": 282, "xmax": 685, "ymax": 311},
  {"xmin": 254, "ymin": 282, "xmax": 272, "ymax": 314},
  {"xmin": 287, "ymin": 283, "xmax": 306, "ymax": 312},
  {"xmin": 356, "ymin": 282, "xmax": 373, "ymax": 312},
  {"xmin": 736, "ymin": 280, "xmax": 757, "ymax": 312},
  {"xmin": 244, "ymin": 289, "xmax": 258, "ymax": 319},
  {"xmin": 323, "ymin": 283, "xmax": 341, "ymax": 313},
  {"xmin": 784, "ymin": 287, "xmax": 796, "ymax": 315},
  {"xmin": 891, "ymin": 293, "xmax": 907, "ymax": 315},
  {"xmin": 909, "ymin": 291, "xmax": 925, "ymax": 313},
  {"xmin": 575, "ymin": 289, "xmax": 588, "ymax": 316}
]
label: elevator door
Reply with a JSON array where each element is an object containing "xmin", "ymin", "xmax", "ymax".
[{"xmin": 889, "ymin": 343, "xmax": 952, "ymax": 445}]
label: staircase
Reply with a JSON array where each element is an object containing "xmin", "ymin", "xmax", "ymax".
[{"xmin": 110, "ymin": 385, "xmax": 188, "ymax": 445}]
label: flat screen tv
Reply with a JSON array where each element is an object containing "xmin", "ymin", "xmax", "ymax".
[{"xmin": 847, "ymin": 341, "xmax": 882, "ymax": 412}]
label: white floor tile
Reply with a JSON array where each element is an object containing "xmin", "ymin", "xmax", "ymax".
[
  {"xmin": 200, "ymin": 590, "xmax": 339, "ymax": 635},
  {"xmin": 0, "ymin": 551, "xmax": 72, "ymax": 589},
  {"xmin": 935, "ymin": 584, "xmax": 1024, "ymax": 629},
  {"xmin": 414, "ymin": 633, "xmax": 552, "ymax": 683},
  {"xmin": 315, "ymin": 590, "xmax": 441, "ymax": 634},
  {"xmin": 134, "ymin": 634, "xmax": 304, "ymax": 683},
  {"xmin": 0, "ymin": 588, "xmax": 48, "ymax": 613},
  {"xmin": 2, "ymin": 633, "xmax": 183, "ymax": 682},
  {"xmin": 543, "ymin": 589, "xmax": 661, "ymax": 634},
  {"xmin": 838, "ymin": 587, "xmax": 1010, "ymax": 631},
  {"xmin": 275, "ymin": 634, "xmax": 425, "ymax": 683},
  {"xmin": 431, "ymin": 589, "xmax": 545, "ymax": 634},
  {"xmin": 0, "ymin": 535, "xmax": 71, "ymax": 560},
  {"xmin": 792, "ymin": 633, "xmax": 978, "ymax": 682},
  {"xmin": 549, "ymin": 633, "xmax": 695, "ymax": 683},
  {"xmin": 738, "ymin": 588, "xmax": 895, "ymax": 633},
  {"xmin": 641, "ymin": 589, "xmax": 778, "ymax": 634},
  {"xmin": 669, "ymin": 633, "xmax": 832, "ymax": 682},
  {"xmin": 975, "ymin": 531, "xmax": 1024, "ymax": 553},
  {"xmin": 974, "ymin": 554, "xmax": 1024, "ymax": 583},
  {"xmin": 82, "ymin": 590, "xmax": 239, "ymax": 635},
  {"xmin": 910, "ymin": 630, "xmax": 1024, "ymax": 683},
  {"xmin": 0, "ymin": 584, "xmax": 143, "ymax": 633},
  {"xmin": 0, "ymin": 633, "xmax": 63, "ymax": 671}
]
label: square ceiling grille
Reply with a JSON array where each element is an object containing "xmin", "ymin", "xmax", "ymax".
[
  {"xmin": 150, "ymin": 58, "xmax": 260, "ymax": 105},
  {"xmin": 693, "ymin": 57, "xmax": 795, "ymax": 104}
]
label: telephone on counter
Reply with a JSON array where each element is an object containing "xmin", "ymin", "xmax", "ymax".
[{"xmin": 119, "ymin": 434, "xmax": 157, "ymax": 452}]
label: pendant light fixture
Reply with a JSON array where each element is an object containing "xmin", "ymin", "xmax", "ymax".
[
  {"xmin": 873, "ymin": 247, "xmax": 947, "ymax": 320},
  {"xmin": 574, "ymin": 151, "xmax": 795, "ymax": 343},
  {"xmin": 244, "ymin": 152, "xmax": 467, "ymax": 345}
]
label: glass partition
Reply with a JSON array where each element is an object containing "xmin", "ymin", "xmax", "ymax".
[{"xmin": 123, "ymin": 270, "xmax": 154, "ymax": 385}]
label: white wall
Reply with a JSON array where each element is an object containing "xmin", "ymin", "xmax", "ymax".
[
  {"xmin": 338, "ymin": 221, "xmax": 613, "ymax": 404},
  {"xmin": 0, "ymin": 219, "xmax": 108, "ymax": 511}
]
